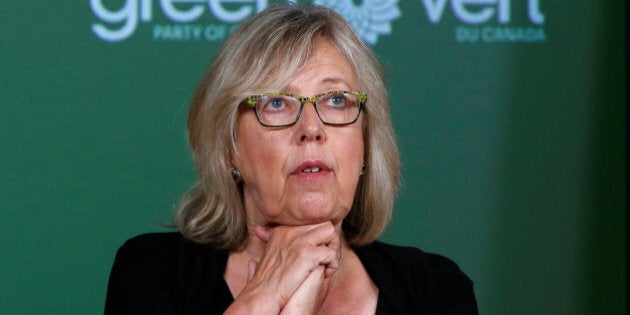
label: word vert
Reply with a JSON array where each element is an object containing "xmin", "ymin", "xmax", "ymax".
[{"xmin": 420, "ymin": 0, "xmax": 544, "ymax": 24}]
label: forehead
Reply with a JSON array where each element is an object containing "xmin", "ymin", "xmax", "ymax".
[
  {"xmin": 242, "ymin": 38, "xmax": 356, "ymax": 93},
  {"xmin": 285, "ymin": 41, "xmax": 357, "ymax": 93}
]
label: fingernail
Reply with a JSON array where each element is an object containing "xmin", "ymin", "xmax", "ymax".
[{"xmin": 324, "ymin": 267, "xmax": 336, "ymax": 278}]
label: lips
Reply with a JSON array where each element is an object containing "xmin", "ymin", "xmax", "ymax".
[{"xmin": 292, "ymin": 161, "xmax": 331, "ymax": 175}]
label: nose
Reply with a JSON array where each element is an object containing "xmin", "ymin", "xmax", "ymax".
[{"xmin": 296, "ymin": 102, "xmax": 326, "ymax": 143}]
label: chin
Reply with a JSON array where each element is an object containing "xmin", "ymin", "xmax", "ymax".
[{"xmin": 288, "ymin": 203, "xmax": 347, "ymax": 225}]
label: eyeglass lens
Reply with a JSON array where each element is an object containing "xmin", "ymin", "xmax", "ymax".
[{"xmin": 254, "ymin": 92, "xmax": 361, "ymax": 126}]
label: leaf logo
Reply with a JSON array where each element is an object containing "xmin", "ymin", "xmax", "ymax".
[{"xmin": 314, "ymin": 0, "xmax": 401, "ymax": 45}]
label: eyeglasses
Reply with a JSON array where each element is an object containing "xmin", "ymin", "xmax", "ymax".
[{"xmin": 242, "ymin": 91, "xmax": 367, "ymax": 127}]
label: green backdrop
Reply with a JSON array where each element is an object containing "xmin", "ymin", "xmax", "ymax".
[{"xmin": 1, "ymin": 1, "xmax": 626, "ymax": 314}]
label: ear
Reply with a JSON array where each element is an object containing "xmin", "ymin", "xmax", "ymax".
[
  {"xmin": 228, "ymin": 143, "xmax": 239, "ymax": 169},
  {"xmin": 229, "ymin": 122, "xmax": 243, "ymax": 171},
  {"xmin": 229, "ymin": 143, "xmax": 241, "ymax": 165}
]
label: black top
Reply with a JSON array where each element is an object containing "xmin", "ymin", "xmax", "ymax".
[{"xmin": 105, "ymin": 232, "xmax": 478, "ymax": 314}]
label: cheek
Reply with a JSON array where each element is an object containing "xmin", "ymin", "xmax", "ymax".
[
  {"xmin": 348, "ymin": 126, "xmax": 365, "ymax": 161},
  {"xmin": 234, "ymin": 118, "xmax": 287, "ymax": 180},
  {"xmin": 335, "ymin": 128, "xmax": 365, "ymax": 176},
  {"xmin": 234, "ymin": 116, "xmax": 264, "ymax": 171}
]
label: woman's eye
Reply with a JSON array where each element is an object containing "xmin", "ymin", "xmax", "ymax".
[
  {"xmin": 328, "ymin": 94, "xmax": 346, "ymax": 107},
  {"xmin": 262, "ymin": 97, "xmax": 286, "ymax": 111},
  {"xmin": 270, "ymin": 98, "xmax": 284, "ymax": 108}
]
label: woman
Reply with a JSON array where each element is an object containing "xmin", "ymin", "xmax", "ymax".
[{"xmin": 105, "ymin": 5, "xmax": 477, "ymax": 314}]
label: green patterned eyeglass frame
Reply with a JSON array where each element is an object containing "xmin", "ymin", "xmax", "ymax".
[{"xmin": 242, "ymin": 90, "xmax": 367, "ymax": 127}]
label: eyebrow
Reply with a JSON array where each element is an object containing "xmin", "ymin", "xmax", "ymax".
[
  {"xmin": 320, "ymin": 77, "xmax": 350, "ymax": 85},
  {"xmin": 285, "ymin": 77, "xmax": 352, "ymax": 93}
]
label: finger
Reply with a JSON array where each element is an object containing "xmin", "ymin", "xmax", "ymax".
[
  {"xmin": 297, "ymin": 244, "xmax": 340, "ymax": 273},
  {"xmin": 303, "ymin": 222, "xmax": 340, "ymax": 252},
  {"xmin": 254, "ymin": 226, "xmax": 271, "ymax": 242},
  {"xmin": 281, "ymin": 266, "xmax": 326, "ymax": 314},
  {"xmin": 324, "ymin": 265, "xmax": 337, "ymax": 278},
  {"xmin": 256, "ymin": 240, "xmax": 339, "ymax": 286},
  {"xmin": 274, "ymin": 223, "xmax": 341, "ymax": 272}
]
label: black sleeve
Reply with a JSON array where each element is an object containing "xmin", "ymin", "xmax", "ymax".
[
  {"xmin": 104, "ymin": 234, "xmax": 178, "ymax": 315},
  {"xmin": 426, "ymin": 253, "xmax": 478, "ymax": 315},
  {"xmin": 356, "ymin": 241, "xmax": 478, "ymax": 314}
]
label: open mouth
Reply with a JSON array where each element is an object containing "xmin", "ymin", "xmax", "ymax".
[
  {"xmin": 302, "ymin": 167, "xmax": 321, "ymax": 173},
  {"xmin": 293, "ymin": 161, "xmax": 330, "ymax": 175}
]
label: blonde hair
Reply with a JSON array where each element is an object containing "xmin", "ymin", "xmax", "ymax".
[{"xmin": 177, "ymin": 4, "xmax": 399, "ymax": 249}]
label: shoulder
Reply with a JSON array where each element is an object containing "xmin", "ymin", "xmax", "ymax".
[
  {"xmin": 116, "ymin": 232, "xmax": 190, "ymax": 256},
  {"xmin": 115, "ymin": 231, "xmax": 224, "ymax": 259},
  {"xmin": 355, "ymin": 241, "xmax": 464, "ymax": 277},
  {"xmin": 355, "ymin": 241, "xmax": 478, "ymax": 314},
  {"xmin": 105, "ymin": 232, "xmax": 230, "ymax": 314},
  {"xmin": 360, "ymin": 241, "xmax": 468, "ymax": 279},
  {"xmin": 113, "ymin": 233, "xmax": 192, "ymax": 268},
  {"xmin": 116, "ymin": 232, "xmax": 183, "ymax": 253},
  {"xmin": 110, "ymin": 232, "xmax": 227, "ymax": 278}
]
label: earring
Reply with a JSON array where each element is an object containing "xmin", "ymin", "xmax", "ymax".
[
  {"xmin": 231, "ymin": 168, "xmax": 241, "ymax": 179},
  {"xmin": 359, "ymin": 162, "xmax": 366, "ymax": 175}
]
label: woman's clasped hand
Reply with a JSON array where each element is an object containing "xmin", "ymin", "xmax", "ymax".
[{"xmin": 229, "ymin": 223, "xmax": 342, "ymax": 314}]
